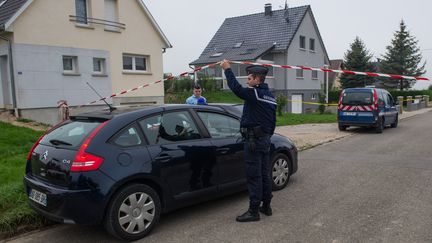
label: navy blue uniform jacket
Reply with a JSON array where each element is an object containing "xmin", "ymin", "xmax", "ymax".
[{"xmin": 224, "ymin": 68, "xmax": 277, "ymax": 135}]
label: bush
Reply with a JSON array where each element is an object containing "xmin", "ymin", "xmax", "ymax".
[
  {"xmin": 276, "ymin": 95, "xmax": 287, "ymax": 116},
  {"xmin": 317, "ymin": 93, "xmax": 326, "ymax": 114},
  {"xmin": 328, "ymin": 90, "xmax": 342, "ymax": 103},
  {"xmin": 198, "ymin": 76, "xmax": 222, "ymax": 92}
]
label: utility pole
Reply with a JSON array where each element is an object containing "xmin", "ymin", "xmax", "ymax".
[{"xmin": 324, "ymin": 64, "xmax": 329, "ymax": 104}]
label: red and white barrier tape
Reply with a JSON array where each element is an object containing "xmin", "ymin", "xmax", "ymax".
[
  {"xmin": 77, "ymin": 60, "xmax": 429, "ymax": 108},
  {"xmin": 230, "ymin": 61, "xmax": 429, "ymax": 81},
  {"xmin": 78, "ymin": 62, "xmax": 221, "ymax": 107}
]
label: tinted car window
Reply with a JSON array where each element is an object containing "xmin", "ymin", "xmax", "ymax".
[
  {"xmin": 342, "ymin": 92, "xmax": 373, "ymax": 105},
  {"xmin": 40, "ymin": 120, "xmax": 102, "ymax": 148},
  {"xmin": 198, "ymin": 112, "xmax": 240, "ymax": 139},
  {"xmin": 139, "ymin": 111, "xmax": 201, "ymax": 145},
  {"xmin": 113, "ymin": 126, "xmax": 142, "ymax": 147},
  {"xmin": 386, "ymin": 93, "xmax": 394, "ymax": 106}
]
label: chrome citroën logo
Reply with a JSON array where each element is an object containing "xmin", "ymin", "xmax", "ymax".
[{"xmin": 41, "ymin": 150, "xmax": 48, "ymax": 161}]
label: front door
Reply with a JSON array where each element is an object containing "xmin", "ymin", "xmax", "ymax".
[
  {"xmin": 292, "ymin": 94, "xmax": 303, "ymax": 114},
  {"xmin": 196, "ymin": 111, "xmax": 245, "ymax": 190},
  {"xmin": 383, "ymin": 92, "xmax": 398, "ymax": 124},
  {"xmin": 0, "ymin": 55, "xmax": 10, "ymax": 108},
  {"xmin": 139, "ymin": 110, "xmax": 217, "ymax": 202}
]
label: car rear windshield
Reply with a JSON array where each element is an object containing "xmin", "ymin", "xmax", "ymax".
[
  {"xmin": 342, "ymin": 92, "xmax": 373, "ymax": 105},
  {"xmin": 39, "ymin": 120, "xmax": 103, "ymax": 148}
]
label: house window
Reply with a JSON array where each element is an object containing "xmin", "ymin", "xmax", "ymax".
[
  {"xmin": 75, "ymin": 0, "xmax": 88, "ymax": 24},
  {"xmin": 309, "ymin": 38, "xmax": 315, "ymax": 51},
  {"xmin": 234, "ymin": 42, "xmax": 243, "ymax": 48},
  {"xmin": 311, "ymin": 93, "xmax": 316, "ymax": 100},
  {"xmin": 210, "ymin": 52, "xmax": 223, "ymax": 57},
  {"xmin": 123, "ymin": 54, "xmax": 148, "ymax": 72},
  {"xmin": 62, "ymin": 56, "xmax": 78, "ymax": 74},
  {"xmin": 104, "ymin": 0, "xmax": 119, "ymax": 31},
  {"xmin": 299, "ymin": 35, "xmax": 306, "ymax": 49},
  {"xmin": 296, "ymin": 68, "xmax": 303, "ymax": 78},
  {"xmin": 312, "ymin": 70, "xmax": 318, "ymax": 79},
  {"xmin": 93, "ymin": 58, "xmax": 106, "ymax": 74}
]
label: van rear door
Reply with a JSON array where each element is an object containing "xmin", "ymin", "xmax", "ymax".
[{"xmin": 339, "ymin": 90, "xmax": 376, "ymax": 124}]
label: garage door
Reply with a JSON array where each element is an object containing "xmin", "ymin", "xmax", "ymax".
[{"xmin": 291, "ymin": 94, "xmax": 302, "ymax": 114}]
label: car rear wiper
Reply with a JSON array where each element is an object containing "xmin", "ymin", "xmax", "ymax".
[{"xmin": 49, "ymin": 139, "xmax": 73, "ymax": 146}]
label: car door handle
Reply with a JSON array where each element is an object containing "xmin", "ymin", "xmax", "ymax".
[
  {"xmin": 217, "ymin": 148, "xmax": 230, "ymax": 154},
  {"xmin": 155, "ymin": 154, "xmax": 172, "ymax": 162}
]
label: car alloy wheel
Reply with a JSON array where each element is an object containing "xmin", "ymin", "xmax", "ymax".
[
  {"xmin": 118, "ymin": 192, "xmax": 155, "ymax": 234},
  {"xmin": 271, "ymin": 153, "xmax": 291, "ymax": 190},
  {"xmin": 105, "ymin": 184, "xmax": 161, "ymax": 241}
]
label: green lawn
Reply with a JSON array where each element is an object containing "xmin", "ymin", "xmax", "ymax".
[
  {"xmin": 0, "ymin": 122, "xmax": 50, "ymax": 238},
  {"xmin": 276, "ymin": 113, "xmax": 337, "ymax": 126},
  {"xmin": 165, "ymin": 90, "xmax": 242, "ymax": 104}
]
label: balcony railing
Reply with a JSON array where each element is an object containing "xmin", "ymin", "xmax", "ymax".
[{"xmin": 69, "ymin": 15, "xmax": 126, "ymax": 30}]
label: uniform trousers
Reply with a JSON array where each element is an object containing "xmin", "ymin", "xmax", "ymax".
[{"xmin": 243, "ymin": 135, "xmax": 273, "ymax": 209}]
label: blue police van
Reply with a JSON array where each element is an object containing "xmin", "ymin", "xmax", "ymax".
[{"xmin": 337, "ymin": 87, "xmax": 399, "ymax": 133}]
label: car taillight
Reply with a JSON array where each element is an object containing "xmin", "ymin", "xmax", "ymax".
[
  {"xmin": 27, "ymin": 134, "xmax": 46, "ymax": 161},
  {"xmin": 373, "ymin": 89, "xmax": 378, "ymax": 110},
  {"xmin": 337, "ymin": 90, "xmax": 344, "ymax": 110},
  {"xmin": 71, "ymin": 121, "xmax": 108, "ymax": 172}
]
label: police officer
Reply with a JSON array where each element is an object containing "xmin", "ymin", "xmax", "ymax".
[{"xmin": 221, "ymin": 59, "xmax": 276, "ymax": 222}]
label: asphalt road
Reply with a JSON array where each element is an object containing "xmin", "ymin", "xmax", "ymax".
[{"xmin": 5, "ymin": 111, "xmax": 432, "ymax": 243}]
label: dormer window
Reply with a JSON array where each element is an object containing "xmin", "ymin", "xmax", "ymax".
[
  {"xmin": 211, "ymin": 52, "xmax": 223, "ymax": 57},
  {"xmin": 234, "ymin": 42, "xmax": 243, "ymax": 48}
]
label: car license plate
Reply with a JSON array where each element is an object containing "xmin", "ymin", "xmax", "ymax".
[
  {"xmin": 343, "ymin": 112, "xmax": 356, "ymax": 116},
  {"xmin": 29, "ymin": 189, "xmax": 47, "ymax": 207}
]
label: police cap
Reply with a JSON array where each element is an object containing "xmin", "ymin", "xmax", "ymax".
[{"xmin": 245, "ymin": 65, "xmax": 269, "ymax": 76}]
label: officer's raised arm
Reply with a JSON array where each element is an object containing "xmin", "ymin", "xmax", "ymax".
[{"xmin": 220, "ymin": 59, "xmax": 256, "ymax": 101}]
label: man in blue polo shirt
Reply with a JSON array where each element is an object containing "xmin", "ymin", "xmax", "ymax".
[{"xmin": 186, "ymin": 84, "xmax": 207, "ymax": 105}]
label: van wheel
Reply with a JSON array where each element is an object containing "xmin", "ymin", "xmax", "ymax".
[
  {"xmin": 271, "ymin": 153, "xmax": 291, "ymax": 191},
  {"xmin": 375, "ymin": 117, "xmax": 384, "ymax": 133},
  {"xmin": 338, "ymin": 123, "xmax": 347, "ymax": 131},
  {"xmin": 104, "ymin": 184, "xmax": 161, "ymax": 241},
  {"xmin": 391, "ymin": 115, "xmax": 398, "ymax": 128}
]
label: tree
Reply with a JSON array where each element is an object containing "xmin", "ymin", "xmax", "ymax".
[
  {"xmin": 340, "ymin": 37, "xmax": 375, "ymax": 89},
  {"xmin": 380, "ymin": 20, "xmax": 426, "ymax": 90}
]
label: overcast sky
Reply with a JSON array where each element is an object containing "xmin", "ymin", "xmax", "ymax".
[{"xmin": 144, "ymin": 0, "xmax": 432, "ymax": 89}]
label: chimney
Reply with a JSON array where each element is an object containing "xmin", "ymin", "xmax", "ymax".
[
  {"xmin": 284, "ymin": 4, "xmax": 289, "ymax": 22},
  {"xmin": 264, "ymin": 3, "xmax": 272, "ymax": 16}
]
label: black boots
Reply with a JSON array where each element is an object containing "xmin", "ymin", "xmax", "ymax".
[
  {"xmin": 236, "ymin": 208, "xmax": 260, "ymax": 222},
  {"xmin": 259, "ymin": 204, "xmax": 272, "ymax": 216}
]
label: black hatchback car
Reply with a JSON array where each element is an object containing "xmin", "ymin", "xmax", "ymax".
[{"xmin": 24, "ymin": 104, "xmax": 298, "ymax": 241}]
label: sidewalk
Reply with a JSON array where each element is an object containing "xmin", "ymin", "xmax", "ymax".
[{"xmin": 275, "ymin": 107, "xmax": 432, "ymax": 151}]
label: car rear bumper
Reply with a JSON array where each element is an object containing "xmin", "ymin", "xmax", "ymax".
[
  {"xmin": 339, "ymin": 122, "xmax": 377, "ymax": 127},
  {"xmin": 24, "ymin": 173, "xmax": 113, "ymax": 225}
]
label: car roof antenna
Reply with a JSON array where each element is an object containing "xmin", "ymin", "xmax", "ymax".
[{"xmin": 86, "ymin": 82, "xmax": 116, "ymax": 113}]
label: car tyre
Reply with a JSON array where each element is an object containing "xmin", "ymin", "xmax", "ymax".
[
  {"xmin": 104, "ymin": 184, "xmax": 161, "ymax": 241},
  {"xmin": 375, "ymin": 117, "xmax": 384, "ymax": 133},
  {"xmin": 391, "ymin": 115, "xmax": 398, "ymax": 128},
  {"xmin": 338, "ymin": 123, "xmax": 347, "ymax": 131},
  {"xmin": 271, "ymin": 153, "xmax": 292, "ymax": 191}
]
